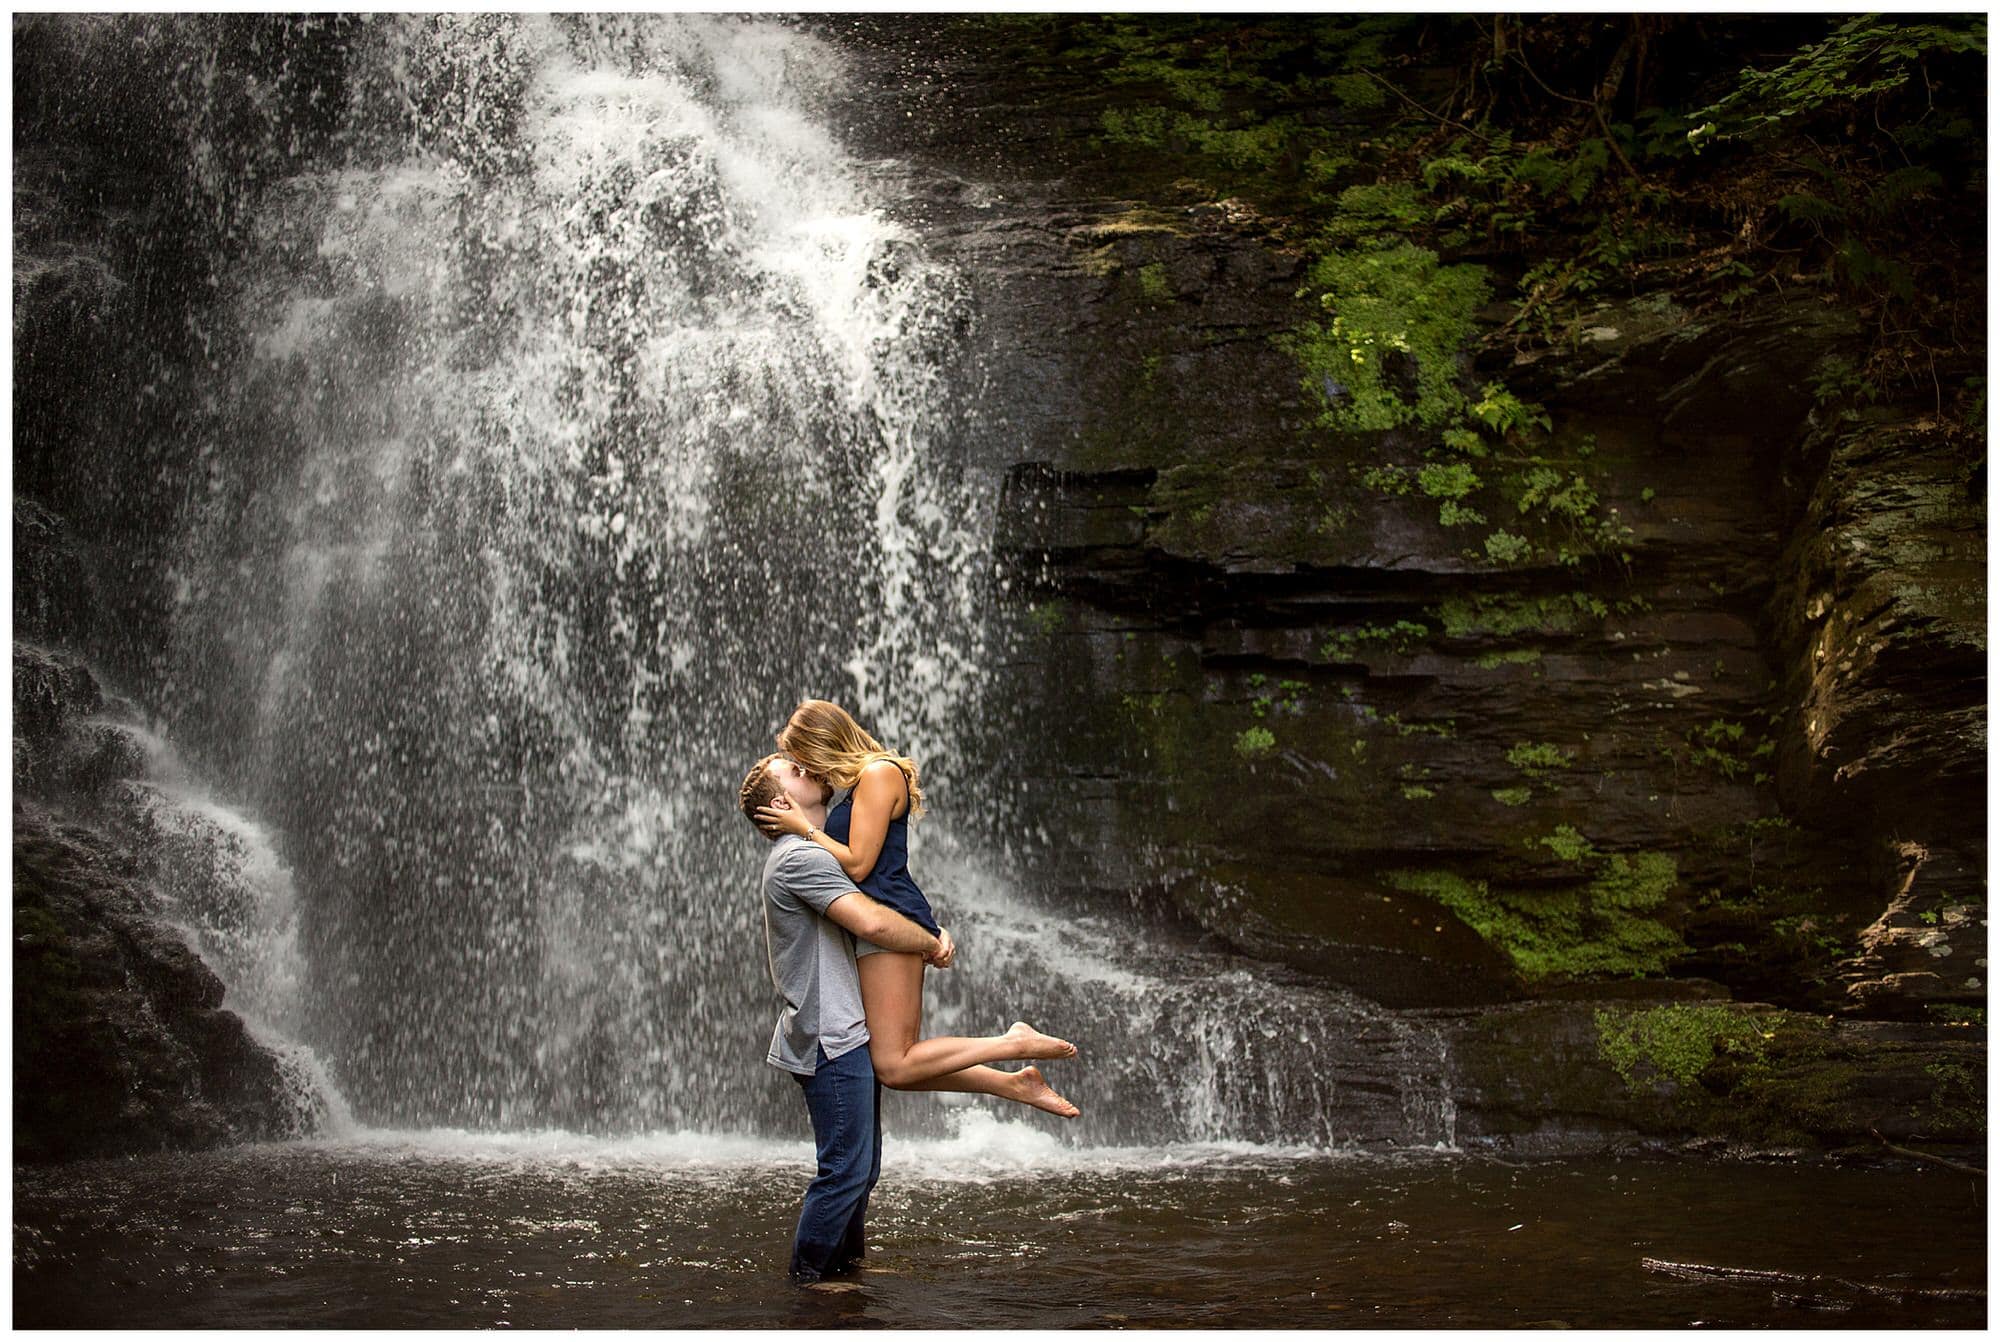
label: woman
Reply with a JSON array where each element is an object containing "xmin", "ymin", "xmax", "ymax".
[{"xmin": 756, "ymin": 699, "xmax": 1079, "ymax": 1119}]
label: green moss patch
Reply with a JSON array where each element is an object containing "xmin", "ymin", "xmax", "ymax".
[
  {"xmin": 1387, "ymin": 848, "xmax": 1684, "ymax": 981},
  {"xmin": 1596, "ymin": 1003, "xmax": 1770, "ymax": 1088},
  {"xmin": 1434, "ymin": 592, "xmax": 1608, "ymax": 639}
]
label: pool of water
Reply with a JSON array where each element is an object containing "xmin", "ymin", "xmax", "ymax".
[{"xmin": 13, "ymin": 1120, "xmax": 1987, "ymax": 1328}]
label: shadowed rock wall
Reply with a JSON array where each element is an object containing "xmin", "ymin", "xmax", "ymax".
[
  {"xmin": 826, "ymin": 21, "xmax": 1985, "ymax": 1028},
  {"xmin": 15, "ymin": 637, "xmax": 302, "ymax": 1162}
]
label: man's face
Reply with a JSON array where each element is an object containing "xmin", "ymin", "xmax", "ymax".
[{"xmin": 769, "ymin": 757, "xmax": 830, "ymax": 811}]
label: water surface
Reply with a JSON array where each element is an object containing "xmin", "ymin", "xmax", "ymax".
[{"xmin": 14, "ymin": 1126, "xmax": 1985, "ymax": 1328}]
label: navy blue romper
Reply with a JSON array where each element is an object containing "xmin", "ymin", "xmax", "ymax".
[{"xmin": 823, "ymin": 772, "xmax": 939, "ymax": 936}]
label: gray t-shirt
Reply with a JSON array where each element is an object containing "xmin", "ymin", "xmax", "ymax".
[{"xmin": 762, "ymin": 834, "xmax": 869, "ymax": 1075}]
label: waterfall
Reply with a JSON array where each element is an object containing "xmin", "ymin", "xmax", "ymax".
[
  {"xmin": 84, "ymin": 694, "xmax": 354, "ymax": 1137},
  {"xmin": 132, "ymin": 13, "xmax": 1455, "ymax": 1148}
]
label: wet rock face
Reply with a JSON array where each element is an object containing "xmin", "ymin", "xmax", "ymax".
[
  {"xmin": 13, "ymin": 648, "xmax": 299, "ymax": 1163},
  {"xmin": 842, "ymin": 32, "xmax": 1984, "ymax": 1026},
  {"xmin": 1438, "ymin": 996, "xmax": 1985, "ymax": 1159},
  {"xmin": 971, "ymin": 212, "xmax": 1847, "ymax": 1009},
  {"xmin": 1770, "ymin": 415, "xmax": 1984, "ymax": 834},
  {"xmin": 1768, "ymin": 415, "xmax": 1987, "ymax": 1017}
]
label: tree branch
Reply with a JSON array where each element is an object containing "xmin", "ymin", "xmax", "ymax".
[
  {"xmin": 1592, "ymin": 26, "xmax": 1645, "ymax": 183},
  {"xmin": 1872, "ymin": 1127, "xmax": 1986, "ymax": 1177},
  {"xmin": 1362, "ymin": 69, "xmax": 1492, "ymax": 144}
]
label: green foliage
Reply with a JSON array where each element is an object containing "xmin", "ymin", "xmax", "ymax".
[
  {"xmin": 1320, "ymin": 619, "xmax": 1429, "ymax": 658},
  {"xmin": 1515, "ymin": 466, "xmax": 1596, "ymax": 520},
  {"xmin": 1503, "ymin": 454, "xmax": 1633, "ymax": 567},
  {"xmin": 1439, "ymin": 426, "xmax": 1487, "ymax": 458},
  {"xmin": 1035, "ymin": 12, "xmax": 1435, "ymax": 208},
  {"xmin": 1535, "ymin": 824, "xmax": 1596, "ymax": 864},
  {"xmin": 1358, "ymin": 463, "xmax": 1413, "ymax": 495},
  {"xmin": 1596, "ymin": 1005, "xmax": 1770, "ymax": 1088},
  {"xmin": 1675, "ymin": 15, "xmax": 1984, "ymax": 384},
  {"xmin": 1507, "ymin": 741, "xmax": 1573, "ymax": 777},
  {"xmin": 1490, "ymin": 786, "xmax": 1532, "ymax": 807},
  {"xmin": 1424, "ymin": 130, "xmax": 1620, "ymax": 239},
  {"xmin": 1482, "ymin": 529, "xmax": 1532, "ymax": 564},
  {"xmin": 1590, "ymin": 851, "xmax": 1678, "ymax": 910},
  {"xmin": 1387, "ymin": 713, "xmax": 1455, "ymax": 739},
  {"xmin": 1688, "ymin": 16, "xmax": 1985, "ymax": 148},
  {"xmin": 1418, "ymin": 461, "xmax": 1479, "ymax": 500},
  {"xmin": 1419, "ymin": 461, "xmax": 1485, "ymax": 527},
  {"xmin": 1284, "ymin": 243, "xmax": 1492, "ymax": 431},
  {"xmin": 1234, "ymin": 726, "xmax": 1276, "ymax": 757},
  {"xmin": 1435, "ymin": 592, "xmax": 1606, "ymax": 638},
  {"xmin": 1321, "ymin": 181, "xmax": 1432, "ymax": 244},
  {"xmin": 1469, "ymin": 382, "xmax": 1552, "ymax": 438},
  {"xmin": 1136, "ymin": 261, "xmax": 1173, "ymax": 304},
  {"xmin": 1004, "ymin": 11, "xmax": 1981, "ymax": 564},
  {"xmin": 1673, "ymin": 717, "xmax": 1776, "ymax": 783},
  {"xmin": 1400, "ymin": 783, "xmax": 1436, "ymax": 801},
  {"xmin": 1769, "ymin": 912, "xmax": 1851, "ymax": 960}
]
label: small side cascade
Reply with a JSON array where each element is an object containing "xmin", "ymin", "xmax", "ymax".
[{"xmin": 100, "ymin": 704, "xmax": 355, "ymax": 1137}]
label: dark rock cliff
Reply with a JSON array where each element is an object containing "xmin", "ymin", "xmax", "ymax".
[
  {"xmin": 826, "ymin": 16, "xmax": 1986, "ymax": 1155},
  {"xmin": 14, "ymin": 528, "xmax": 305, "ymax": 1162}
]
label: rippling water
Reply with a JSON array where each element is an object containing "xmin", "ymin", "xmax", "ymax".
[{"xmin": 14, "ymin": 1132, "xmax": 1985, "ymax": 1328}]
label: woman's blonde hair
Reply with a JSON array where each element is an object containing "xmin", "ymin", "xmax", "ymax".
[{"xmin": 777, "ymin": 699, "xmax": 925, "ymax": 819}]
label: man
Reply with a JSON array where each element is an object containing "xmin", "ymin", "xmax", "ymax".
[{"xmin": 739, "ymin": 752, "xmax": 953, "ymax": 1285}]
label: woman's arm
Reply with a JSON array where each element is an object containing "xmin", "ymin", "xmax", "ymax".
[
  {"xmin": 824, "ymin": 892, "xmax": 947, "ymax": 964},
  {"xmin": 754, "ymin": 759, "xmax": 904, "ymax": 880}
]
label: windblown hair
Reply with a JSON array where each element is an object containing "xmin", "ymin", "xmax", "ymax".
[
  {"xmin": 738, "ymin": 753, "xmax": 785, "ymax": 834},
  {"xmin": 777, "ymin": 699, "xmax": 925, "ymax": 819}
]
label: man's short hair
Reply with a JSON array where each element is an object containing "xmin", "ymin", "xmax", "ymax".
[{"xmin": 739, "ymin": 753, "xmax": 784, "ymax": 833}]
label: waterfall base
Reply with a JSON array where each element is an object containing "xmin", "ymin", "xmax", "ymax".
[
  {"xmin": 13, "ymin": 644, "xmax": 332, "ymax": 1162},
  {"xmin": 13, "ymin": 807, "xmax": 300, "ymax": 1161}
]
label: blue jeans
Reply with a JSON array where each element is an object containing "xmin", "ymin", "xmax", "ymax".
[{"xmin": 789, "ymin": 1041, "xmax": 881, "ymax": 1282}]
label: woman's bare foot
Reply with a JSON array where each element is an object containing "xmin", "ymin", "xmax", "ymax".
[
  {"xmin": 1002, "ymin": 1021, "xmax": 1078, "ymax": 1060},
  {"xmin": 1010, "ymin": 1065, "xmax": 1080, "ymax": 1118}
]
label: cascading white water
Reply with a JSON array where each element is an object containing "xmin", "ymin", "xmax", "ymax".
[
  {"xmin": 72, "ymin": 691, "xmax": 354, "ymax": 1137},
  {"xmin": 147, "ymin": 13, "xmax": 1457, "ymax": 1148}
]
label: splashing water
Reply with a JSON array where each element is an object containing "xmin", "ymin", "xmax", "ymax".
[
  {"xmin": 136, "ymin": 13, "xmax": 1455, "ymax": 1149},
  {"xmin": 91, "ymin": 706, "xmax": 353, "ymax": 1138}
]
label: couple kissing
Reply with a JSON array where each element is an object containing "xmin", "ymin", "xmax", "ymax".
[{"xmin": 738, "ymin": 698, "xmax": 1079, "ymax": 1285}]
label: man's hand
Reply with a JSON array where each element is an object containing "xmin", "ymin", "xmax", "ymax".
[
  {"xmin": 754, "ymin": 800, "xmax": 809, "ymax": 839},
  {"xmin": 924, "ymin": 926, "xmax": 956, "ymax": 970}
]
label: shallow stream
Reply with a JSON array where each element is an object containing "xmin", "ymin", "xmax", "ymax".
[{"xmin": 14, "ymin": 1126, "xmax": 1985, "ymax": 1328}]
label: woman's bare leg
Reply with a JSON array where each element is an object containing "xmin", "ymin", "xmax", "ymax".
[
  {"xmin": 857, "ymin": 952, "xmax": 1077, "ymax": 1094},
  {"xmin": 901, "ymin": 1064, "xmax": 1080, "ymax": 1119}
]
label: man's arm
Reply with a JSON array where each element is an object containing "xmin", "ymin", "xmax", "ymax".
[{"xmin": 824, "ymin": 890, "xmax": 942, "ymax": 959}]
